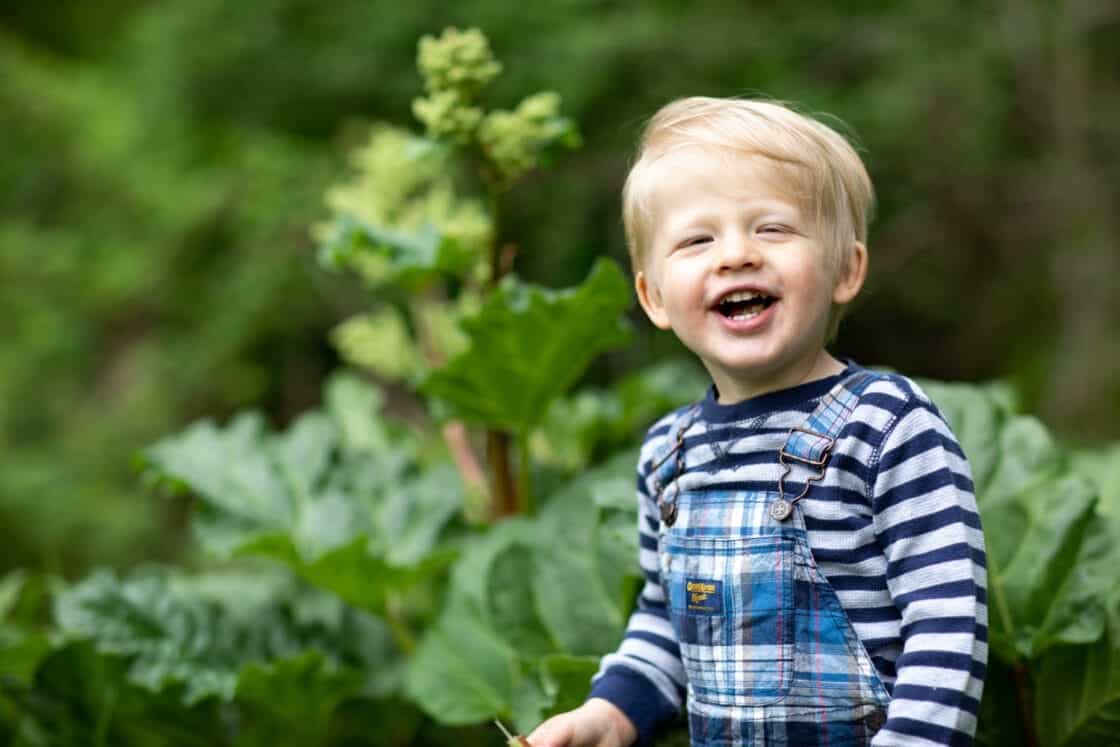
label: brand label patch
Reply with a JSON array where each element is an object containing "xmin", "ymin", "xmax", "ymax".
[{"xmin": 685, "ymin": 578, "xmax": 723, "ymax": 614}]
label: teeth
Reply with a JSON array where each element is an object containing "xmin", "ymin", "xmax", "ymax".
[
  {"xmin": 716, "ymin": 289, "xmax": 774, "ymax": 321},
  {"xmin": 721, "ymin": 290, "xmax": 766, "ymax": 303},
  {"xmin": 728, "ymin": 308, "xmax": 762, "ymax": 320}
]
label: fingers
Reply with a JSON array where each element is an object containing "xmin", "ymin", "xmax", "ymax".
[{"xmin": 526, "ymin": 714, "xmax": 576, "ymax": 747}]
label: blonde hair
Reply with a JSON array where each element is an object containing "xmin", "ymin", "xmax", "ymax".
[{"xmin": 622, "ymin": 97, "xmax": 874, "ymax": 278}]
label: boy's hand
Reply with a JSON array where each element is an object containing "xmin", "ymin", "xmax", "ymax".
[{"xmin": 525, "ymin": 698, "xmax": 638, "ymax": 747}]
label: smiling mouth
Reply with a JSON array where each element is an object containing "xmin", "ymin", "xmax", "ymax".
[{"xmin": 715, "ymin": 290, "xmax": 777, "ymax": 320}]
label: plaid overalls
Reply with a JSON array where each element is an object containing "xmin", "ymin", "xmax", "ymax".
[{"xmin": 649, "ymin": 371, "xmax": 891, "ymax": 746}]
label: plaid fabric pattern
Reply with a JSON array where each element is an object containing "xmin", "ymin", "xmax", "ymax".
[
  {"xmin": 689, "ymin": 708, "xmax": 884, "ymax": 747},
  {"xmin": 662, "ymin": 529, "xmax": 793, "ymax": 706},
  {"xmin": 783, "ymin": 370, "xmax": 879, "ymax": 465},
  {"xmin": 657, "ymin": 371, "xmax": 891, "ymax": 746}
]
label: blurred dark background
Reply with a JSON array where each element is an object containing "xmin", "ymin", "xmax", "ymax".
[{"xmin": 1, "ymin": 0, "xmax": 1117, "ymax": 577}]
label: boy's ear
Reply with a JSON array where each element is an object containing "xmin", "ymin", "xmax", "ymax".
[
  {"xmin": 635, "ymin": 271, "xmax": 672, "ymax": 330},
  {"xmin": 832, "ymin": 241, "xmax": 868, "ymax": 305}
]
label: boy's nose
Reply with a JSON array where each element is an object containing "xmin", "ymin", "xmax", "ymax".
[{"xmin": 715, "ymin": 235, "xmax": 762, "ymax": 271}]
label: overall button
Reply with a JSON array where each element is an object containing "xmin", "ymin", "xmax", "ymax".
[{"xmin": 769, "ymin": 498, "xmax": 793, "ymax": 521}]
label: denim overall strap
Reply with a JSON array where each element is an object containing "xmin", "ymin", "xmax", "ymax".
[
  {"xmin": 786, "ymin": 369, "xmax": 881, "ymax": 459},
  {"xmin": 771, "ymin": 370, "xmax": 882, "ymax": 522},
  {"xmin": 647, "ymin": 403, "xmax": 702, "ymax": 527}
]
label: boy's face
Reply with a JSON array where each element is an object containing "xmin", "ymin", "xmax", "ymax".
[{"xmin": 634, "ymin": 147, "xmax": 866, "ymax": 403}]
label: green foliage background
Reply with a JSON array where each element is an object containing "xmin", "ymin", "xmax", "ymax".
[
  {"xmin": 1, "ymin": 2, "xmax": 1118, "ymax": 745},
  {"xmin": 2, "ymin": 0, "xmax": 1118, "ymax": 572}
]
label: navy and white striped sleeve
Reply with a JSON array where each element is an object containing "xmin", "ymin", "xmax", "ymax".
[
  {"xmin": 868, "ymin": 382, "xmax": 988, "ymax": 746},
  {"xmin": 586, "ymin": 420, "xmax": 686, "ymax": 744}
]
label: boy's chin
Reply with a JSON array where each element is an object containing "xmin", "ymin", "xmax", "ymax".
[{"xmin": 702, "ymin": 351, "xmax": 838, "ymax": 402}]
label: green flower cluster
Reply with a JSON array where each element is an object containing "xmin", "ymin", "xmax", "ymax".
[
  {"xmin": 316, "ymin": 27, "xmax": 586, "ymax": 386},
  {"xmin": 479, "ymin": 92, "xmax": 580, "ymax": 184},
  {"xmin": 416, "ymin": 27, "xmax": 501, "ymax": 96},
  {"xmin": 331, "ymin": 308, "xmax": 425, "ymax": 382},
  {"xmin": 412, "ymin": 90, "xmax": 482, "ymax": 144},
  {"xmin": 410, "ymin": 27, "xmax": 579, "ymax": 183},
  {"xmin": 412, "ymin": 27, "xmax": 501, "ymax": 144},
  {"xmin": 319, "ymin": 125, "xmax": 493, "ymax": 287},
  {"xmin": 330, "ymin": 293, "xmax": 475, "ymax": 382},
  {"xmin": 323, "ymin": 126, "xmax": 443, "ymax": 226}
]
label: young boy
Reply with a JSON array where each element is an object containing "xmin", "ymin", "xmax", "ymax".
[{"xmin": 527, "ymin": 98, "xmax": 987, "ymax": 746}]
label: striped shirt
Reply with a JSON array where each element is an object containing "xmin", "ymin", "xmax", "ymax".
[{"xmin": 588, "ymin": 364, "xmax": 988, "ymax": 746}]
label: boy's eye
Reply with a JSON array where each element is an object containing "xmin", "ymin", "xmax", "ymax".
[
  {"xmin": 759, "ymin": 224, "xmax": 789, "ymax": 234},
  {"xmin": 682, "ymin": 236, "xmax": 711, "ymax": 247}
]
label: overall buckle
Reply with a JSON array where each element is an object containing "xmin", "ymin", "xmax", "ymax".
[{"xmin": 772, "ymin": 428, "xmax": 834, "ymax": 521}]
